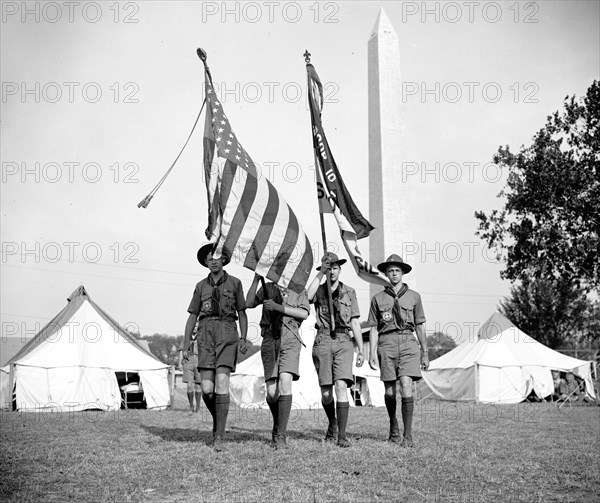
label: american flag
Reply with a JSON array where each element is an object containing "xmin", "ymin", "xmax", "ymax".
[{"xmin": 203, "ymin": 75, "xmax": 313, "ymax": 293}]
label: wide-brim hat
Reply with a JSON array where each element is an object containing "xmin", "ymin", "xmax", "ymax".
[
  {"xmin": 377, "ymin": 254, "xmax": 412, "ymax": 274},
  {"xmin": 316, "ymin": 251, "xmax": 347, "ymax": 271},
  {"xmin": 197, "ymin": 244, "xmax": 230, "ymax": 267}
]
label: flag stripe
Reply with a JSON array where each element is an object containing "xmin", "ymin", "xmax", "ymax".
[
  {"xmin": 222, "ymin": 168, "xmax": 259, "ymax": 258},
  {"xmin": 243, "ymin": 179, "xmax": 279, "ymax": 270},
  {"xmin": 256, "ymin": 191, "xmax": 290, "ymax": 277},
  {"xmin": 287, "ymin": 234, "xmax": 314, "ymax": 293},
  {"xmin": 266, "ymin": 205, "xmax": 300, "ymax": 280}
]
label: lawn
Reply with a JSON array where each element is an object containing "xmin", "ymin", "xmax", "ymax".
[{"xmin": 1, "ymin": 399, "xmax": 598, "ymax": 503}]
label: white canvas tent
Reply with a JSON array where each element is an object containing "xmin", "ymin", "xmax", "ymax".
[
  {"xmin": 423, "ymin": 312, "xmax": 596, "ymax": 404},
  {"xmin": 1, "ymin": 286, "xmax": 170, "ymax": 412},
  {"xmin": 230, "ymin": 325, "xmax": 385, "ymax": 408}
]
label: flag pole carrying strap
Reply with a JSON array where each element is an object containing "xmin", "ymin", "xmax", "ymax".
[{"xmin": 137, "ymin": 48, "xmax": 211, "ymax": 209}]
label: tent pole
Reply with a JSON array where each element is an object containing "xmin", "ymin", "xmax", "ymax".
[
  {"xmin": 169, "ymin": 365, "xmax": 175, "ymax": 410},
  {"xmin": 8, "ymin": 364, "xmax": 15, "ymax": 411},
  {"xmin": 474, "ymin": 363, "xmax": 479, "ymax": 404}
]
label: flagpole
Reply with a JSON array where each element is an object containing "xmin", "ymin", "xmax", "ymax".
[{"xmin": 305, "ymin": 50, "xmax": 336, "ymax": 334}]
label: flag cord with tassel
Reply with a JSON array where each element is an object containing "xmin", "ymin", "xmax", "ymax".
[{"xmin": 137, "ymin": 51, "xmax": 210, "ymax": 209}]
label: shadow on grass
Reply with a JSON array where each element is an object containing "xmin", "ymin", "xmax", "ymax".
[{"xmin": 140, "ymin": 425, "xmax": 214, "ymax": 445}]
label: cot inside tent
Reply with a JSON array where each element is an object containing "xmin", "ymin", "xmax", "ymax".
[
  {"xmin": 422, "ymin": 312, "xmax": 596, "ymax": 404},
  {"xmin": 1, "ymin": 286, "xmax": 170, "ymax": 412}
]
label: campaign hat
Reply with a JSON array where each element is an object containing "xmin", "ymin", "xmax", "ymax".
[
  {"xmin": 316, "ymin": 251, "xmax": 347, "ymax": 271},
  {"xmin": 377, "ymin": 254, "xmax": 412, "ymax": 274},
  {"xmin": 197, "ymin": 244, "xmax": 230, "ymax": 267}
]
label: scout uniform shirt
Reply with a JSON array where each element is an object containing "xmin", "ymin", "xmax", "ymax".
[
  {"xmin": 368, "ymin": 284, "xmax": 426, "ymax": 334},
  {"xmin": 313, "ymin": 282, "xmax": 360, "ymax": 334},
  {"xmin": 188, "ymin": 271, "xmax": 246, "ymax": 320},
  {"xmin": 256, "ymin": 282, "xmax": 310, "ymax": 338}
]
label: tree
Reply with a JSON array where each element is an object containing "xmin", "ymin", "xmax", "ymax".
[
  {"xmin": 475, "ymin": 81, "xmax": 600, "ymax": 291},
  {"xmin": 426, "ymin": 332, "xmax": 457, "ymax": 360},
  {"xmin": 498, "ymin": 277, "xmax": 595, "ymax": 348},
  {"xmin": 141, "ymin": 333, "xmax": 182, "ymax": 366}
]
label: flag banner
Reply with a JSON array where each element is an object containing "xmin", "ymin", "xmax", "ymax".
[
  {"xmin": 307, "ymin": 62, "xmax": 390, "ymax": 287},
  {"xmin": 203, "ymin": 72, "xmax": 313, "ymax": 293}
]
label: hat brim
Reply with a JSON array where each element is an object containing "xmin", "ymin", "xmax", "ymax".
[
  {"xmin": 316, "ymin": 258, "xmax": 347, "ymax": 271},
  {"xmin": 197, "ymin": 244, "xmax": 230, "ymax": 267},
  {"xmin": 377, "ymin": 261, "xmax": 412, "ymax": 274}
]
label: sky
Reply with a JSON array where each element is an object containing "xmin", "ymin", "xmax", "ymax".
[{"xmin": 1, "ymin": 1, "xmax": 599, "ymax": 345}]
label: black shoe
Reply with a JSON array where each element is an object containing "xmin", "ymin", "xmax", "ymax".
[
  {"xmin": 388, "ymin": 425, "xmax": 401, "ymax": 443},
  {"xmin": 213, "ymin": 436, "xmax": 224, "ymax": 452},
  {"xmin": 324, "ymin": 424, "xmax": 338, "ymax": 443},
  {"xmin": 272, "ymin": 434, "xmax": 288, "ymax": 450},
  {"xmin": 337, "ymin": 436, "xmax": 350, "ymax": 448}
]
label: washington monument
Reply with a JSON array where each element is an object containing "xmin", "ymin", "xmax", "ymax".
[{"xmin": 368, "ymin": 8, "xmax": 413, "ymax": 298}]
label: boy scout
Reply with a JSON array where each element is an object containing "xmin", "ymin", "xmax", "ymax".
[
  {"xmin": 246, "ymin": 274, "xmax": 310, "ymax": 448},
  {"xmin": 182, "ymin": 244, "xmax": 249, "ymax": 451},
  {"xmin": 307, "ymin": 252, "xmax": 365, "ymax": 447},
  {"xmin": 368, "ymin": 254, "xmax": 428, "ymax": 447}
]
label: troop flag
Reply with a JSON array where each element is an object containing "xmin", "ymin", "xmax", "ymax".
[
  {"xmin": 306, "ymin": 61, "xmax": 390, "ymax": 287},
  {"xmin": 202, "ymin": 61, "xmax": 313, "ymax": 293}
]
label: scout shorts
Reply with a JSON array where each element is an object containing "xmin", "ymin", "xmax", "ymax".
[
  {"xmin": 312, "ymin": 332, "xmax": 354, "ymax": 387},
  {"xmin": 197, "ymin": 318, "xmax": 239, "ymax": 371},
  {"xmin": 182, "ymin": 351, "xmax": 201, "ymax": 383},
  {"xmin": 377, "ymin": 331, "xmax": 422, "ymax": 382},
  {"xmin": 261, "ymin": 326, "xmax": 301, "ymax": 381}
]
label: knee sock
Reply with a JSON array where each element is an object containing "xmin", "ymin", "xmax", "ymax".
[
  {"xmin": 202, "ymin": 391, "xmax": 216, "ymax": 430},
  {"xmin": 336, "ymin": 402, "xmax": 349, "ymax": 439},
  {"xmin": 266, "ymin": 396, "xmax": 279, "ymax": 433},
  {"xmin": 401, "ymin": 397, "xmax": 414, "ymax": 440},
  {"xmin": 214, "ymin": 393, "xmax": 230, "ymax": 438},
  {"xmin": 277, "ymin": 395, "xmax": 293, "ymax": 438},
  {"xmin": 322, "ymin": 397, "xmax": 336, "ymax": 427},
  {"xmin": 194, "ymin": 391, "xmax": 202, "ymax": 411},
  {"xmin": 384, "ymin": 395, "xmax": 399, "ymax": 431},
  {"xmin": 187, "ymin": 391, "xmax": 194, "ymax": 409}
]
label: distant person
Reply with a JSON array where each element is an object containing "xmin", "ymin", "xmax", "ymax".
[
  {"xmin": 307, "ymin": 253, "xmax": 365, "ymax": 448},
  {"xmin": 182, "ymin": 244, "xmax": 249, "ymax": 451},
  {"xmin": 550, "ymin": 370, "xmax": 565, "ymax": 402},
  {"xmin": 246, "ymin": 274, "xmax": 310, "ymax": 449},
  {"xmin": 179, "ymin": 321, "xmax": 202, "ymax": 413},
  {"xmin": 559, "ymin": 371, "xmax": 583, "ymax": 403},
  {"xmin": 368, "ymin": 254, "xmax": 428, "ymax": 448}
]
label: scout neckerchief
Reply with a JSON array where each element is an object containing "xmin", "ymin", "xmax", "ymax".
[
  {"xmin": 383, "ymin": 283, "xmax": 409, "ymax": 329},
  {"xmin": 207, "ymin": 271, "xmax": 229, "ymax": 316}
]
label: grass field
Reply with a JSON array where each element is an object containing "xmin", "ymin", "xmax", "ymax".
[{"xmin": 1, "ymin": 396, "xmax": 598, "ymax": 503}]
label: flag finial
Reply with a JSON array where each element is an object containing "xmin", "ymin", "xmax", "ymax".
[{"xmin": 303, "ymin": 50, "xmax": 311, "ymax": 63}]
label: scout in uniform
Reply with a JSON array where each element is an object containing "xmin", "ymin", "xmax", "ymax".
[
  {"xmin": 307, "ymin": 252, "xmax": 365, "ymax": 447},
  {"xmin": 179, "ymin": 319, "xmax": 202, "ymax": 413},
  {"xmin": 246, "ymin": 274, "xmax": 310, "ymax": 448},
  {"xmin": 182, "ymin": 244, "xmax": 249, "ymax": 450},
  {"xmin": 368, "ymin": 254, "xmax": 428, "ymax": 447}
]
